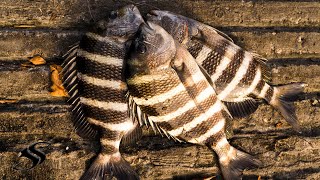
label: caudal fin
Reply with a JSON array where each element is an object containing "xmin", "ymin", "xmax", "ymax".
[
  {"xmin": 219, "ymin": 149, "xmax": 262, "ymax": 180},
  {"xmin": 270, "ymin": 82, "xmax": 306, "ymax": 132},
  {"xmin": 80, "ymin": 153, "xmax": 139, "ymax": 180}
]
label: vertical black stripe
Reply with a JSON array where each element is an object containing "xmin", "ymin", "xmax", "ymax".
[
  {"xmin": 187, "ymin": 40, "xmax": 204, "ymax": 58},
  {"xmin": 240, "ymin": 61, "xmax": 258, "ymax": 85},
  {"xmin": 264, "ymin": 87, "xmax": 274, "ymax": 102},
  {"xmin": 254, "ymin": 79, "xmax": 266, "ymax": 95},
  {"xmin": 156, "ymin": 106, "xmax": 200, "ymax": 131},
  {"xmin": 80, "ymin": 34, "xmax": 125, "ymax": 59},
  {"xmin": 185, "ymin": 115, "xmax": 222, "ymax": 140},
  {"xmin": 201, "ymin": 39, "xmax": 230, "ymax": 75},
  {"xmin": 216, "ymin": 49, "xmax": 245, "ymax": 84},
  {"xmin": 127, "ymin": 73, "xmax": 180, "ymax": 98},
  {"xmin": 79, "ymin": 79, "xmax": 127, "ymax": 102},
  {"xmin": 77, "ymin": 56, "xmax": 124, "ymax": 81},
  {"xmin": 82, "ymin": 105, "xmax": 128, "ymax": 123}
]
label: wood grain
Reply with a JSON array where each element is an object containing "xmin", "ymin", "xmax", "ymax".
[{"xmin": 0, "ymin": 0, "xmax": 319, "ymax": 179}]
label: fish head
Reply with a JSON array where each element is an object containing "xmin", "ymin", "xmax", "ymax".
[
  {"xmin": 147, "ymin": 10, "xmax": 191, "ymax": 44},
  {"xmin": 127, "ymin": 22, "xmax": 176, "ymax": 76},
  {"xmin": 95, "ymin": 4, "xmax": 144, "ymax": 39}
]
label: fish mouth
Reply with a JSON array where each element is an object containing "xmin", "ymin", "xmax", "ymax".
[{"xmin": 140, "ymin": 22, "xmax": 154, "ymax": 35}]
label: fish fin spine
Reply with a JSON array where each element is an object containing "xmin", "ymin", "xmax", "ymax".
[
  {"xmin": 223, "ymin": 98, "xmax": 259, "ymax": 118},
  {"xmin": 80, "ymin": 153, "xmax": 139, "ymax": 180},
  {"xmin": 61, "ymin": 45, "xmax": 100, "ymax": 140}
]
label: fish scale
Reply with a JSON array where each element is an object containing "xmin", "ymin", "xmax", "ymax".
[{"xmin": 61, "ymin": 5, "xmax": 144, "ymax": 180}]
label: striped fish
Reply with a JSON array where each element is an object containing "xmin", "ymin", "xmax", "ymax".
[
  {"xmin": 61, "ymin": 5, "xmax": 144, "ymax": 180},
  {"xmin": 147, "ymin": 10, "xmax": 306, "ymax": 131},
  {"xmin": 126, "ymin": 22, "xmax": 261, "ymax": 180}
]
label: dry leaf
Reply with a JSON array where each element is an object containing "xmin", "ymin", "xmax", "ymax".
[
  {"xmin": 50, "ymin": 64, "xmax": 68, "ymax": 97},
  {"xmin": 29, "ymin": 55, "xmax": 46, "ymax": 65},
  {"xmin": 258, "ymin": 175, "xmax": 261, "ymax": 180}
]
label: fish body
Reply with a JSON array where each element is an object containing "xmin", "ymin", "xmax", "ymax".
[
  {"xmin": 126, "ymin": 22, "xmax": 261, "ymax": 180},
  {"xmin": 147, "ymin": 11, "xmax": 305, "ymax": 131},
  {"xmin": 61, "ymin": 5, "xmax": 144, "ymax": 180}
]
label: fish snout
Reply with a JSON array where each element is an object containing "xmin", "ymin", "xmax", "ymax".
[{"xmin": 140, "ymin": 22, "xmax": 154, "ymax": 35}]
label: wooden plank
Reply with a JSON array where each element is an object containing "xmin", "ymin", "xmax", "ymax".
[
  {"xmin": 0, "ymin": 62, "xmax": 318, "ymax": 102},
  {"xmin": 1, "ymin": 30, "xmax": 320, "ymax": 60},
  {"xmin": 0, "ymin": 1, "xmax": 319, "ymax": 28},
  {"xmin": 0, "ymin": 65, "xmax": 64, "ymax": 101},
  {"xmin": 0, "ymin": 100, "xmax": 318, "ymax": 144},
  {"xmin": 0, "ymin": 30, "xmax": 81, "ymax": 60},
  {"xmin": 0, "ymin": 99, "xmax": 319, "ymax": 179},
  {"xmin": 272, "ymin": 65, "xmax": 320, "ymax": 93},
  {"xmin": 1, "ymin": 124, "xmax": 319, "ymax": 179},
  {"xmin": 0, "ymin": 1, "xmax": 319, "ymax": 179}
]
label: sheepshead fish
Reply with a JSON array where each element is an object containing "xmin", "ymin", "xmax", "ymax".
[
  {"xmin": 126, "ymin": 22, "xmax": 261, "ymax": 179},
  {"xmin": 147, "ymin": 10, "xmax": 306, "ymax": 131},
  {"xmin": 61, "ymin": 5, "xmax": 144, "ymax": 180}
]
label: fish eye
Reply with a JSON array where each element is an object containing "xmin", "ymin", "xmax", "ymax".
[
  {"xmin": 137, "ymin": 44, "xmax": 147, "ymax": 54},
  {"xmin": 109, "ymin": 11, "xmax": 118, "ymax": 19}
]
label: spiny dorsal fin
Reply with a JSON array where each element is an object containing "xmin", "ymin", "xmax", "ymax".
[
  {"xmin": 192, "ymin": 19, "xmax": 234, "ymax": 43},
  {"xmin": 61, "ymin": 45, "xmax": 99, "ymax": 140},
  {"xmin": 251, "ymin": 52, "xmax": 272, "ymax": 82},
  {"xmin": 223, "ymin": 98, "xmax": 259, "ymax": 118}
]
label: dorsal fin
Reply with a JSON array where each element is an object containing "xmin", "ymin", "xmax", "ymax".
[
  {"xmin": 61, "ymin": 44, "xmax": 100, "ymax": 140},
  {"xmin": 252, "ymin": 52, "xmax": 272, "ymax": 82}
]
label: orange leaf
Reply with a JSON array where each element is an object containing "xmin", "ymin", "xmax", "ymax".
[
  {"xmin": 29, "ymin": 55, "xmax": 46, "ymax": 65},
  {"xmin": 50, "ymin": 64, "xmax": 68, "ymax": 97}
]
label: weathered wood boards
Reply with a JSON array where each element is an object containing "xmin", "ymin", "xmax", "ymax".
[{"xmin": 0, "ymin": 0, "xmax": 319, "ymax": 179}]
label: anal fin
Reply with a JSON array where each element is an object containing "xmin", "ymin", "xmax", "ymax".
[
  {"xmin": 223, "ymin": 98, "xmax": 259, "ymax": 118},
  {"xmin": 61, "ymin": 46, "xmax": 100, "ymax": 140}
]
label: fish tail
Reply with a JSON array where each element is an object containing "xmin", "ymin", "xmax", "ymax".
[
  {"xmin": 268, "ymin": 82, "xmax": 306, "ymax": 132},
  {"xmin": 80, "ymin": 152, "xmax": 139, "ymax": 180},
  {"xmin": 218, "ymin": 147, "xmax": 262, "ymax": 180}
]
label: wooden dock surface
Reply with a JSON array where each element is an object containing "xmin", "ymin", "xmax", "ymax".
[{"xmin": 0, "ymin": 1, "xmax": 319, "ymax": 179}]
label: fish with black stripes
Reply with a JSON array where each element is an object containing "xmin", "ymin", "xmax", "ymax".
[
  {"xmin": 147, "ymin": 10, "xmax": 306, "ymax": 131},
  {"xmin": 61, "ymin": 5, "xmax": 144, "ymax": 180},
  {"xmin": 126, "ymin": 22, "xmax": 262, "ymax": 180}
]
